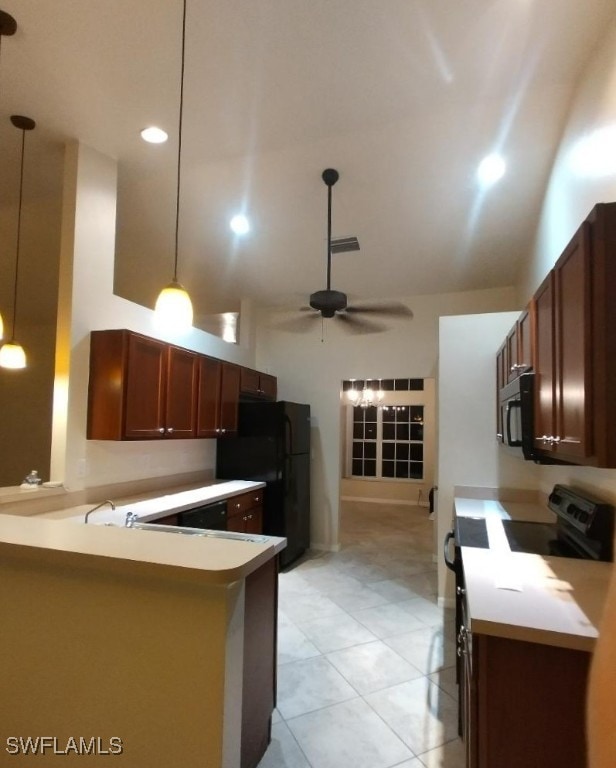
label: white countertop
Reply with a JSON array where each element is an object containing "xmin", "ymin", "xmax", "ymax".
[
  {"xmin": 455, "ymin": 495, "xmax": 613, "ymax": 651},
  {"xmin": 0, "ymin": 480, "xmax": 283, "ymax": 585},
  {"xmin": 39, "ymin": 480, "xmax": 266, "ymax": 525}
]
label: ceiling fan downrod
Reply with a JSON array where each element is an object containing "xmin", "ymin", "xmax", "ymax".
[{"xmin": 322, "ymin": 168, "xmax": 339, "ymax": 291}]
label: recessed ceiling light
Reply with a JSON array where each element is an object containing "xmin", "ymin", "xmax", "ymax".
[
  {"xmin": 140, "ymin": 126, "xmax": 168, "ymax": 144},
  {"xmin": 477, "ymin": 154, "xmax": 506, "ymax": 186},
  {"xmin": 230, "ymin": 214, "xmax": 250, "ymax": 235}
]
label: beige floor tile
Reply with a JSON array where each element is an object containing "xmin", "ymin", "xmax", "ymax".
[
  {"xmin": 326, "ymin": 640, "xmax": 424, "ymax": 694},
  {"xmin": 276, "ymin": 655, "xmax": 358, "ymax": 719},
  {"xmin": 286, "ymin": 697, "xmax": 413, "ymax": 768},
  {"xmin": 417, "ymin": 737, "xmax": 465, "ymax": 767},
  {"xmin": 257, "ymin": 721, "xmax": 311, "ymax": 768},
  {"xmin": 297, "ymin": 611, "xmax": 378, "ymax": 653},
  {"xmin": 427, "ymin": 667, "xmax": 458, "ymax": 700},
  {"xmin": 278, "ymin": 591, "xmax": 346, "ymax": 624},
  {"xmin": 277, "ymin": 622, "xmax": 321, "ymax": 665},
  {"xmin": 364, "ymin": 677, "xmax": 459, "ymax": 755},
  {"xmin": 383, "ymin": 625, "xmax": 456, "ymax": 675},
  {"xmin": 351, "ymin": 602, "xmax": 426, "ymax": 639}
]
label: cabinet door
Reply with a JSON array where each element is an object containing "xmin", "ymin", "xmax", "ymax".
[
  {"xmin": 553, "ymin": 223, "xmax": 592, "ymax": 460},
  {"xmin": 227, "ymin": 512, "xmax": 246, "ymax": 533},
  {"xmin": 165, "ymin": 346, "xmax": 198, "ymax": 438},
  {"xmin": 245, "ymin": 508, "xmax": 263, "ymax": 534},
  {"xmin": 517, "ymin": 306, "xmax": 534, "ymax": 372},
  {"xmin": 259, "ymin": 373, "xmax": 277, "ymax": 401},
  {"xmin": 196, "ymin": 357, "xmax": 222, "ymax": 438},
  {"xmin": 240, "ymin": 367, "xmax": 261, "ymax": 396},
  {"xmin": 220, "ymin": 363, "xmax": 240, "ymax": 436},
  {"xmin": 505, "ymin": 325, "xmax": 518, "ymax": 383},
  {"xmin": 533, "ymin": 273, "xmax": 556, "ymax": 454},
  {"xmin": 124, "ymin": 334, "xmax": 167, "ymax": 439}
]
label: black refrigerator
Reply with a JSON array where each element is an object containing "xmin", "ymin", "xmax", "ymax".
[{"xmin": 216, "ymin": 401, "xmax": 311, "ymax": 569}]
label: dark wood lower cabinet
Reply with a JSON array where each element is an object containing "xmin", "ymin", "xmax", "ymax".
[
  {"xmin": 242, "ymin": 557, "xmax": 278, "ymax": 768},
  {"xmin": 464, "ymin": 633, "xmax": 590, "ymax": 768}
]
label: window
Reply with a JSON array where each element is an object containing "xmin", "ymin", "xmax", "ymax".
[{"xmin": 350, "ymin": 404, "xmax": 424, "ymax": 481}]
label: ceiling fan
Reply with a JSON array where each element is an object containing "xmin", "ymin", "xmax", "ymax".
[{"xmin": 282, "ymin": 168, "xmax": 413, "ymax": 335}]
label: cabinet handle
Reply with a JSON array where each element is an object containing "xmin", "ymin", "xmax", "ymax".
[
  {"xmin": 551, "ymin": 436, "xmax": 560, "ymax": 444},
  {"xmin": 236, "ymin": 503, "xmax": 241, "ymax": 509},
  {"xmin": 167, "ymin": 427, "xmax": 174, "ymax": 434},
  {"xmin": 247, "ymin": 514, "xmax": 252, "ymax": 519},
  {"xmin": 560, "ymin": 438, "xmax": 581, "ymax": 444},
  {"xmin": 496, "ymin": 433, "xmax": 503, "ymax": 440},
  {"xmin": 221, "ymin": 428, "xmax": 226, "ymax": 434},
  {"xmin": 158, "ymin": 427, "xmax": 165, "ymax": 434},
  {"xmin": 243, "ymin": 516, "xmax": 247, "ymax": 521}
]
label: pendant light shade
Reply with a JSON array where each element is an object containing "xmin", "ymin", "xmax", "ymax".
[
  {"xmin": 0, "ymin": 10, "xmax": 18, "ymax": 343},
  {"xmin": 154, "ymin": 0, "xmax": 193, "ymax": 332},
  {"xmin": 0, "ymin": 341, "xmax": 26, "ymax": 369},
  {"xmin": 154, "ymin": 279, "xmax": 193, "ymax": 332},
  {"xmin": 0, "ymin": 114, "xmax": 35, "ymax": 371}
]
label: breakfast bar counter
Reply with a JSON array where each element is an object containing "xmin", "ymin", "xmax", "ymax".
[{"xmin": 0, "ymin": 492, "xmax": 284, "ymax": 768}]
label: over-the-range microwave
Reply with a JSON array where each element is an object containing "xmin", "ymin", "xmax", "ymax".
[{"xmin": 497, "ymin": 372, "xmax": 562, "ymax": 464}]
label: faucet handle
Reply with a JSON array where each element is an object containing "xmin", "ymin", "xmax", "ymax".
[{"xmin": 125, "ymin": 511, "xmax": 139, "ymax": 528}]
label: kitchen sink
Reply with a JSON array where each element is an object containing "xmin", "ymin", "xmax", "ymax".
[{"xmin": 125, "ymin": 520, "xmax": 271, "ymax": 544}]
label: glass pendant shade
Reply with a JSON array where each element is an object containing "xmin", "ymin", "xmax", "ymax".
[
  {"xmin": 0, "ymin": 341, "xmax": 26, "ymax": 369},
  {"xmin": 154, "ymin": 280, "xmax": 193, "ymax": 332}
]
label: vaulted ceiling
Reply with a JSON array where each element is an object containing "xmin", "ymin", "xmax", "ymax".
[{"xmin": 1, "ymin": 0, "xmax": 615, "ymax": 323}]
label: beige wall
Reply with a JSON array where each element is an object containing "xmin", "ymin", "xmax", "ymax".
[
  {"xmin": 256, "ymin": 286, "xmax": 518, "ymax": 551},
  {"xmin": 0, "ymin": 196, "xmax": 62, "ymax": 486},
  {"xmin": 340, "ymin": 379, "xmax": 436, "ymax": 506},
  {"xmin": 52, "ymin": 142, "xmax": 258, "ymax": 492},
  {"xmin": 516, "ymin": 15, "xmax": 616, "ymax": 506}
]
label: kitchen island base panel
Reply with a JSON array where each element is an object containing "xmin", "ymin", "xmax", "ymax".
[
  {"xmin": 475, "ymin": 634, "xmax": 589, "ymax": 768},
  {"xmin": 0, "ymin": 540, "xmax": 276, "ymax": 767}
]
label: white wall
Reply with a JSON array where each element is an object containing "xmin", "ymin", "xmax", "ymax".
[
  {"xmin": 437, "ymin": 313, "xmax": 541, "ymax": 603},
  {"xmin": 53, "ymin": 142, "xmax": 257, "ymax": 491},
  {"xmin": 517, "ymin": 16, "xmax": 616, "ymax": 506},
  {"xmin": 256, "ymin": 287, "xmax": 518, "ymax": 551}
]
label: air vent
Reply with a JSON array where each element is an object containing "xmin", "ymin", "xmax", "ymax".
[{"xmin": 331, "ymin": 236, "xmax": 360, "ymax": 254}]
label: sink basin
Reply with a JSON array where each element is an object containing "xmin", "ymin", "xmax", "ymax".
[{"xmin": 126, "ymin": 521, "xmax": 271, "ymax": 544}]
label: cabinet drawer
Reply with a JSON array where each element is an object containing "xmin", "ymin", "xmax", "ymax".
[{"xmin": 228, "ymin": 490, "xmax": 263, "ymax": 516}]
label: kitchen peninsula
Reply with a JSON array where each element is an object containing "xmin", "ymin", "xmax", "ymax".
[{"xmin": 0, "ymin": 481, "xmax": 284, "ymax": 768}]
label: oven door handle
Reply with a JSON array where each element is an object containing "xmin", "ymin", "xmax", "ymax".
[
  {"xmin": 505, "ymin": 400, "xmax": 522, "ymax": 447},
  {"xmin": 444, "ymin": 529, "xmax": 457, "ymax": 572}
]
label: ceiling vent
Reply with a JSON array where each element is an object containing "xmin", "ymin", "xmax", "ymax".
[{"xmin": 330, "ymin": 236, "xmax": 360, "ymax": 254}]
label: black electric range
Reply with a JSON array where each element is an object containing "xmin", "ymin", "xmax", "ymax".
[{"xmin": 454, "ymin": 484, "xmax": 613, "ymax": 562}]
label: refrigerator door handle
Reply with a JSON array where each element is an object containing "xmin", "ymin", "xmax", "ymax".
[{"xmin": 284, "ymin": 414, "xmax": 293, "ymax": 456}]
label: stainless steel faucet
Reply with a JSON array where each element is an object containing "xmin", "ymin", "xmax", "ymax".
[{"xmin": 84, "ymin": 499, "xmax": 116, "ymax": 524}]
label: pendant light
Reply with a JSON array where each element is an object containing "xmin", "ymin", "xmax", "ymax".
[
  {"xmin": 0, "ymin": 10, "xmax": 18, "ymax": 342},
  {"xmin": 0, "ymin": 115, "xmax": 35, "ymax": 370},
  {"xmin": 154, "ymin": 0, "xmax": 193, "ymax": 332}
]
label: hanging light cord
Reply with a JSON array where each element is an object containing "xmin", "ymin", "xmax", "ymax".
[
  {"xmin": 173, "ymin": 0, "xmax": 188, "ymax": 283},
  {"xmin": 9, "ymin": 127, "xmax": 26, "ymax": 341}
]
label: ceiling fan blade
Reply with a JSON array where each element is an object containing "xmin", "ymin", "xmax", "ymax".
[
  {"xmin": 336, "ymin": 313, "xmax": 386, "ymax": 334},
  {"xmin": 345, "ymin": 302, "xmax": 413, "ymax": 318},
  {"xmin": 270, "ymin": 313, "xmax": 320, "ymax": 333}
]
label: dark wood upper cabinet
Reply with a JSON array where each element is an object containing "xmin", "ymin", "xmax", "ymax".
[
  {"xmin": 513, "ymin": 202, "xmax": 616, "ymax": 467},
  {"xmin": 88, "ymin": 330, "xmax": 275, "ymax": 442},
  {"xmin": 240, "ymin": 367, "xmax": 277, "ymax": 401},
  {"xmin": 165, "ymin": 345, "xmax": 198, "ymax": 438},
  {"xmin": 220, "ymin": 363, "xmax": 241, "ymax": 435},
  {"xmin": 88, "ymin": 330, "xmax": 198, "ymax": 440},
  {"xmin": 197, "ymin": 358, "xmax": 240, "ymax": 438}
]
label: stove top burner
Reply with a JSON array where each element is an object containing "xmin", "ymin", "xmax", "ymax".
[{"xmin": 455, "ymin": 485, "xmax": 613, "ymax": 562}]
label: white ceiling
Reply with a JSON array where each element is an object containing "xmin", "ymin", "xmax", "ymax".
[{"xmin": 1, "ymin": 0, "xmax": 615, "ymax": 320}]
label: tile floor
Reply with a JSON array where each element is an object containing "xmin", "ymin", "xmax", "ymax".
[{"xmin": 257, "ymin": 501, "xmax": 464, "ymax": 768}]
